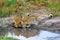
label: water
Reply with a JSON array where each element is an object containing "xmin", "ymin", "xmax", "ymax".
[{"xmin": 0, "ymin": 27, "xmax": 60, "ymax": 40}]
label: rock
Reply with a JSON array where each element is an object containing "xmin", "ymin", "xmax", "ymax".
[
  {"xmin": 39, "ymin": 17, "xmax": 60, "ymax": 29},
  {"xmin": 0, "ymin": 16, "xmax": 60, "ymax": 32},
  {"xmin": 0, "ymin": 16, "xmax": 14, "ymax": 28},
  {"xmin": 0, "ymin": 9, "xmax": 60, "ymax": 30}
]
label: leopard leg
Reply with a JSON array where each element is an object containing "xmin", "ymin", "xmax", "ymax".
[
  {"xmin": 21, "ymin": 21, "xmax": 25, "ymax": 28},
  {"xmin": 14, "ymin": 21, "xmax": 19, "ymax": 28}
]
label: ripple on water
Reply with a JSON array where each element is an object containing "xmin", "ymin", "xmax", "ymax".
[{"xmin": 0, "ymin": 28, "xmax": 60, "ymax": 40}]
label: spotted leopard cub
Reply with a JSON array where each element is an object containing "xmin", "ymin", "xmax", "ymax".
[
  {"xmin": 13, "ymin": 15, "xmax": 22, "ymax": 27},
  {"xmin": 21, "ymin": 15, "xmax": 37, "ymax": 28}
]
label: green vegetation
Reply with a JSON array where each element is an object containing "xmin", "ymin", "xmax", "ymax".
[
  {"xmin": 0, "ymin": 0, "xmax": 60, "ymax": 17},
  {"xmin": 0, "ymin": 36, "xmax": 18, "ymax": 40},
  {"xmin": 47, "ymin": 0, "xmax": 60, "ymax": 10}
]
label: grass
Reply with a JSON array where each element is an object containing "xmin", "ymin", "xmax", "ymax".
[
  {"xmin": 0, "ymin": 36, "xmax": 18, "ymax": 40},
  {"xmin": 0, "ymin": 0, "xmax": 60, "ymax": 17},
  {"xmin": 48, "ymin": 0, "xmax": 60, "ymax": 10},
  {"xmin": 0, "ymin": 10, "xmax": 8, "ymax": 17}
]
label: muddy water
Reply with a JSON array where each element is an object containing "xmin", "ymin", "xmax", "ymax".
[{"xmin": 0, "ymin": 27, "xmax": 60, "ymax": 40}]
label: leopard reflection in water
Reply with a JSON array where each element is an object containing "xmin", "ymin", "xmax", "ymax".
[{"xmin": 11, "ymin": 27, "xmax": 40, "ymax": 38}]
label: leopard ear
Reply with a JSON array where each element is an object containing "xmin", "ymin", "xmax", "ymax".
[
  {"xmin": 28, "ymin": 14, "xmax": 30, "ymax": 16},
  {"xmin": 27, "ymin": 13, "xmax": 30, "ymax": 16},
  {"xmin": 48, "ymin": 14, "xmax": 53, "ymax": 19}
]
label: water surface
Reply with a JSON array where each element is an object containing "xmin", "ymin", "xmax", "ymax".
[{"xmin": 0, "ymin": 27, "xmax": 60, "ymax": 40}]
